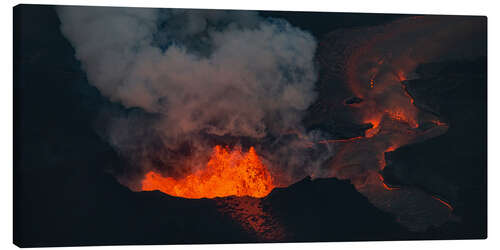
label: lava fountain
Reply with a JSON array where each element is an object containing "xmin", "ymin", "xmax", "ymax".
[{"xmin": 141, "ymin": 145, "xmax": 275, "ymax": 199}]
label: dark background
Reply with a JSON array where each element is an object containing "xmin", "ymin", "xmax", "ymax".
[{"xmin": 13, "ymin": 4, "xmax": 486, "ymax": 247}]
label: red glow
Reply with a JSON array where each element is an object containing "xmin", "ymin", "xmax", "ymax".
[
  {"xmin": 365, "ymin": 118, "xmax": 382, "ymax": 138},
  {"xmin": 379, "ymin": 145, "xmax": 397, "ymax": 170},
  {"xmin": 385, "ymin": 146, "xmax": 396, "ymax": 153},
  {"xmin": 432, "ymin": 196, "xmax": 454, "ymax": 211},
  {"xmin": 378, "ymin": 174, "xmax": 400, "ymax": 191},
  {"xmin": 401, "ymin": 82, "xmax": 416, "ymax": 105},
  {"xmin": 385, "ymin": 108, "xmax": 419, "ymax": 128},
  {"xmin": 432, "ymin": 120, "xmax": 448, "ymax": 127},
  {"xmin": 317, "ymin": 136, "xmax": 364, "ymax": 144},
  {"xmin": 397, "ymin": 71, "xmax": 407, "ymax": 82},
  {"xmin": 217, "ymin": 197, "xmax": 286, "ymax": 241},
  {"xmin": 141, "ymin": 145, "xmax": 275, "ymax": 199}
]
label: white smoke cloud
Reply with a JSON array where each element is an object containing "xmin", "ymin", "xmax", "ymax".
[{"xmin": 57, "ymin": 6, "xmax": 321, "ymax": 186}]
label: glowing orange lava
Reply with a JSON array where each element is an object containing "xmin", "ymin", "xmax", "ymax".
[
  {"xmin": 385, "ymin": 108, "xmax": 418, "ymax": 128},
  {"xmin": 431, "ymin": 120, "xmax": 447, "ymax": 127},
  {"xmin": 432, "ymin": 196, "xmax": 454, "ymax": 211},
  {"xmin": 396, "ymin": 71, "xmax": 407, "ymax": 82},
  {"xmin": 378, "ymin": 174, "xmax": 400, "ymax": 191},
  {"xmin": 365, "ymin": 118, "xmax": 382, "ymax": 138},
  {"xmin": 141, "ymin": 145, "xmax": 275, "ymax": 199}
]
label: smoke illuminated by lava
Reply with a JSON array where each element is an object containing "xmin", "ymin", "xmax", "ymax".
[
  {"xmin": 141, "ymin": 145, "xmax": 274, "ymax": 198},
  {"xmin": 56, "ymin": 7, "xmax": 485, "ymax": 234},
  {"xmin": 56, "ymin": 6, "xmax": 321, "ymax": 189}
]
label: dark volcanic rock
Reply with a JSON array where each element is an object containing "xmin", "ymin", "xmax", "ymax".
[
  {"xmin": 13, "ymin": 4, "xmax": 486, "ymax": 247},
  {"xmin": 404, "ymin": 58, "xmax": 486, "ymax": 117},
  {"xmin": 13, "ymin": 5, "xmax": 408, "ymax": 247},
  {"xmin": 14, "ymin": 5, "xmax": 250, "ymax": 246},
  {"xmin": 344, "ymin": 96, "xmax": 363, "ymax": 105},
  {"xmin": 382, "ymin": 57, "xmax": 487, "ymax": 239},
  {"xmin": 263, "ymin": 177, "xmax": 407, "ymax": 242},
  {"xmin": 306, "ymin": 118, "xmax": 371, "ymax": 139}
]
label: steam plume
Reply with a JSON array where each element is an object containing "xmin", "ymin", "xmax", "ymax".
[{"xmin": 57, "ymin": 6, "xmax": 322, "ymax": 188}]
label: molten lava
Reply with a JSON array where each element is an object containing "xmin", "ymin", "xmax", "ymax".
[
  {"xmin": 365, "ymin": 118, "xmax": 382, "ymax": 138},
  {"xmin": 378, "ymin": 174, "xmax": 400, "ymax": 191},
  {"xmin": 141, "ymin": 145, "xmax": 275, "ymax": 199},
  {"xmin": 432, "ymin": 196, "xmax": 454, "ymax": 211},
  {"xmin": 385, "ymin": 108, "xmax": 418, "ymax": 128}
]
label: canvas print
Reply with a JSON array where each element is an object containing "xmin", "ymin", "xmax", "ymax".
[{"xmin": 13, "ymin": 4, "xmax": 487, "ymax": 247}]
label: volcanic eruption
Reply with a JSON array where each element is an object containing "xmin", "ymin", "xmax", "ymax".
[
  {"xmin": 54, "ymin": 5, "xmax": 486, "ymax": 239},
  {"xmin": 56, "ymin": 6, "xmax": 323, "ymax": 195},
  {"xmin": 141, "ymin": 145, "xmax": 274, "ymax": 198},
  {"xmin": 12, "ymin": 4, "xmax": 488, "ymax": 246}
]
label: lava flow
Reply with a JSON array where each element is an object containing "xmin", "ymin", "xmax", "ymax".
[
  {"xmin": 141, "ymin": 145, "xmax": 275, "ymax": 199},
  {"xmin": 313, "ymin": 16, "xmax": 471, "ymax": 231}
]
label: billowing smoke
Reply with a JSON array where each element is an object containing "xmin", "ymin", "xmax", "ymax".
[{"xmin": 56, "ymin": 6, "xmax": 326, "ymax": 188}]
